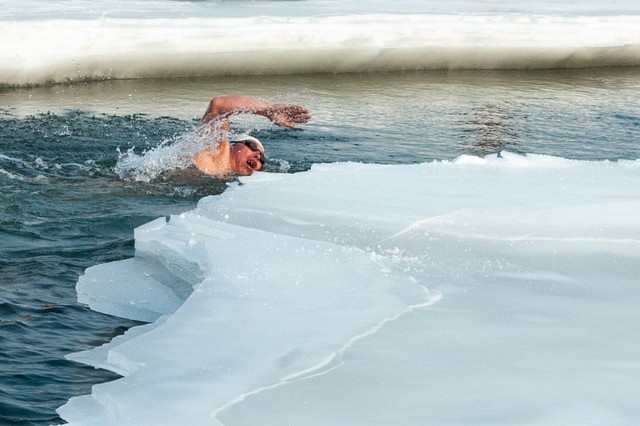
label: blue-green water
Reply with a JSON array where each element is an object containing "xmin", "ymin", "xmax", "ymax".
[
  {"xmin": 0, "ymin": 113, "xmax": 197, "ymax": 425},
  {"xmin": 1, "ymin": 69, "xmax": 639, "ymax": 425}
]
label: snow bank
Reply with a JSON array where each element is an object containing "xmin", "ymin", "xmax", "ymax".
[{"xmin": 3, "ymin": 0, "xmax": 640, "ymax": 86}]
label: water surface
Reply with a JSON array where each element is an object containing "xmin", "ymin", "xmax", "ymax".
[{"xmin": 1, "ymin": 68, "xmax": 639, "ymax": 425}]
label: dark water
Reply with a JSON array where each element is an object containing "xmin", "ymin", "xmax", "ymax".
[
  {"xmin": 0, "ymin": 112, "xmax": 203, "ymax": 425},
  {"xmin": 1, "ymin": 69, "xmax": 639, "ymax": 425}
]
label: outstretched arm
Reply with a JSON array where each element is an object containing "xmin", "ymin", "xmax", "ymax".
[{"xmin": 201, "ymin": 96, "xmax": 311, "ymax": 129}]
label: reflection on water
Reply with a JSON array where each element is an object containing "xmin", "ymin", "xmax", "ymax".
[{"xmin": 460, "ymin": 103, "xmax": 518, "ymax": 156}]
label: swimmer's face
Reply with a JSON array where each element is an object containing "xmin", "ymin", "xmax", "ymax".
[{"xmin": 230, "ymin": 140, "xmax": 265, "ymax": 176}]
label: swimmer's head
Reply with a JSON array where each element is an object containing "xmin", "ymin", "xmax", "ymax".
[{"xmin": 229, "ymin": 135, "xmax": 265, "ymax": 176}]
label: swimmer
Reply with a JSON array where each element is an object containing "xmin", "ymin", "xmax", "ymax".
[{"xmin": 195, "ymin": 96, "xmax": 311, "ymax": 178}]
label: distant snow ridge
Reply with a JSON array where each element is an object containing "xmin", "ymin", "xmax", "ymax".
[{"xmin": 3, "ymin": 2, "xmax": 640, "ymax": 86}]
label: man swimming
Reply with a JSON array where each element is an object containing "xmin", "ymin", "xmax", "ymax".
[{"xmin": 194, "ymin": 96, "xmax": 311, "ymax": 178}]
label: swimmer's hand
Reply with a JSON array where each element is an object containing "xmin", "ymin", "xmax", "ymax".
[{"xmin": 266, "ymin": 104, "xmax": 311, "ymax": 128}]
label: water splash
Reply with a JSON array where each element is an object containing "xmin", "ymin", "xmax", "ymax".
[{"xmin": 114, "ymin": 124, "xmax": 224, "ymax": 183}]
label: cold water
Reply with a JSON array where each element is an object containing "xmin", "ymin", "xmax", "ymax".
[{"xmin": 1, "ymin": 69, "xmax": 639, "ymax": 424}]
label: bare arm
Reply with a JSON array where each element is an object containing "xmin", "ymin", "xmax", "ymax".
[
  {"xmin": 195, "ymin": 96, "xmax": 310, "ymax": 176},
  {"xmin": 201, "ymin": 96, "xmax": 311, "ymax": 128}
]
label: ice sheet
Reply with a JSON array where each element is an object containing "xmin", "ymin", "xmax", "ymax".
[
  {"xmin": 59, "ymin": 153, "xmax": 640, "ymax": 425},
  {"xmin": 2, "ymin": 0, "xmax": 640, "ymax": 86}
]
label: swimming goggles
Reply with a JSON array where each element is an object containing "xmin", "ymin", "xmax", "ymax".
[{"xmin": 239, "ymin": 140, "xmax": 265, "ymax": 165}]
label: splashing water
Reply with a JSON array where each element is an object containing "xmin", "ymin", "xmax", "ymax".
[{"xmin": 114, "ymin": 124, "xmax": 223, "ymax": 183}]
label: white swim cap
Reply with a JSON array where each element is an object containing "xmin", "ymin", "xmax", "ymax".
[{"xmin": 229, "ymin": 134, "xmax": 264, "ymax": 152}]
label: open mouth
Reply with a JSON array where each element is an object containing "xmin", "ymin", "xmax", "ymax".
[{"xmin": 247, "ymin": 159, "xmax": 257, "ymax": 169}]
